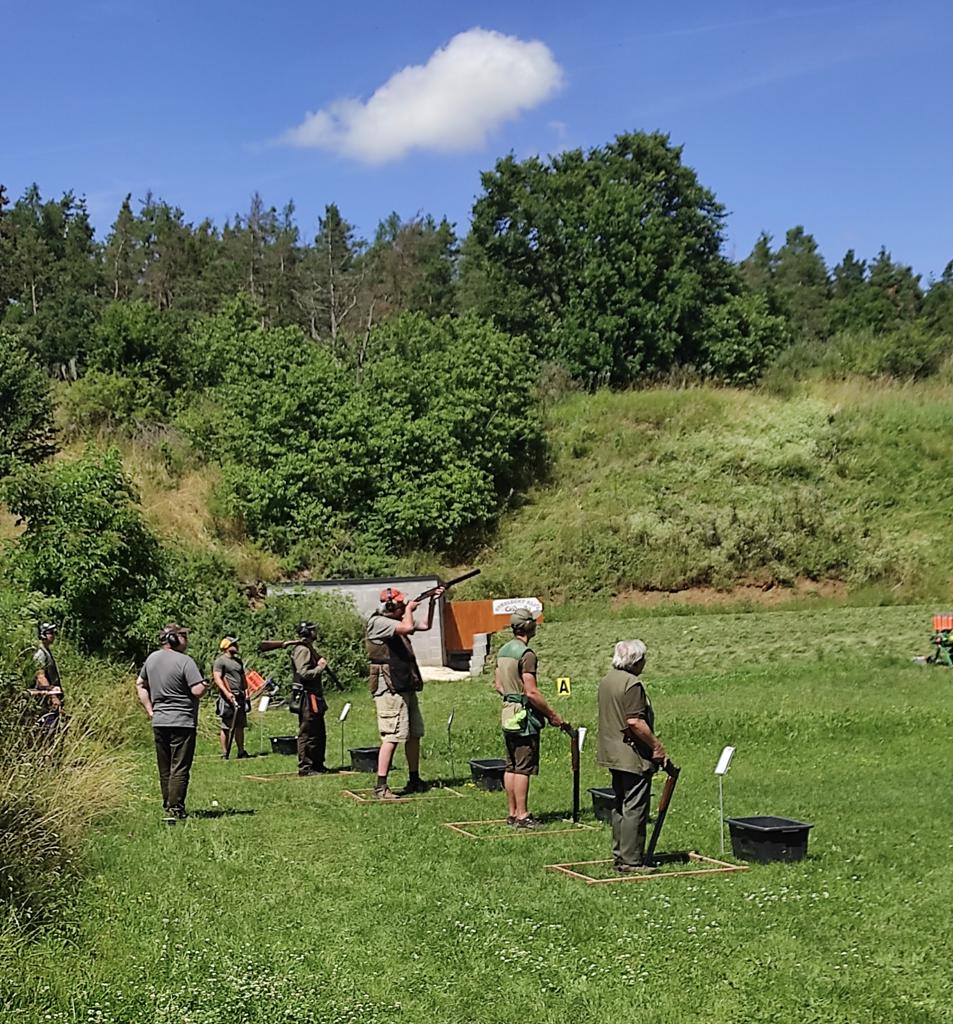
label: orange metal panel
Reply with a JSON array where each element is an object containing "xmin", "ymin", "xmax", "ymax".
[{"xmin": 445, "ymin": 600, "xmax": 543, "ymax": 652}]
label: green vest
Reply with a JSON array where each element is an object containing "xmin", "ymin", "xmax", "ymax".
[{"xmin": 497, "ymin": 638, "xmax": 544, "ymax": 736}]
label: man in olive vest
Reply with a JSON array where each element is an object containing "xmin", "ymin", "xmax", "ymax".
[
  {"xmin": 288, "ymin": 622, "xmax": 329, "ymax": 776},
  {"xmin": 33, "ymin": 621, "xmax": 64, "ymax": 737},
  {"xmin": 365, "ymin": 585, "xmax": 444, "ymax": 800},
  {"xmin": 495, "ymin": 607, "xmax": 564, "ymax": 828},
  {"xmin": 213, "ymin": 636, "xmax": 249, "ymax": 760},
  {"xmin": 135, "ymin": 623, "xmax": 209, "ymax": 822},
  {"xmin": 596, "ymin": 639, "xmax": 668, "ymax": 872}
]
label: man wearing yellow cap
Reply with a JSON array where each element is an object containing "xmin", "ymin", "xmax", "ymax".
[{"xmin": 213, "ymin": 636, "xmax": 249, "ymax": 759}]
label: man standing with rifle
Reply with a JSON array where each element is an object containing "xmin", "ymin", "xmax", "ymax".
[
  {"xmin": 32, "ymin": 622, "xmax": 64, "ymax": 737},
  {"xmin": 365, "ymin": 583, "xmax": 445, "ymax": 800},
  {"xmin": 495, "ymin": 607, "xmax": 564, "ymax": 828},
  {"xmin": 213, "ymin": 636, "xmax": 249, "ymax": 760},
  {"xmin": 287, "ymin": 622, "xmax": 329, "ymax": 776},
  {"xmin": 596, "ymin": 639, "xmax": 669, "ymax": 873}
]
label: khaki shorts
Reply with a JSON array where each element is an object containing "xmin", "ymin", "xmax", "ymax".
[
  {"xmin": 375, "ymin": 690, "xmax": 425, "ymax": 744},
  {"xmin": 504, "ymin": 732, "xmax": 540, "ymax": 776}
]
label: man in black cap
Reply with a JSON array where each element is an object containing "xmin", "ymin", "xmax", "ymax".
[
  {"xmin": 32, "ymin": 621, "xmax": 64, "ymax": 735},
  {"xmin": 286, "ymin": 622, "xmax": 328, "ymax": 776},
  {"xmin": 135, "ymin": 623, "xmax": 208, "ymax": 822}
]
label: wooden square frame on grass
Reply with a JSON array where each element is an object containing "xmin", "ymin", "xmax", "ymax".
[
  {"xmin": 545, "ymin": 852, "xmax": 748, "ymax": 884},
  {"xmin": 444, "ymin": 818, "xmax": 599, "ymax": 839},
  {"xmin": 342, "ymin": 787, "xmax": 464, "ymax": 804},
  {"xmin": 242, "ymin": 770, "xmax": 360, "ymax": 782}
]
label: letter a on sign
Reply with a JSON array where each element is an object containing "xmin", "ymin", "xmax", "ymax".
[{"xmin": 556, "ymin": 677, "xmax": 572, "ymax": 697}]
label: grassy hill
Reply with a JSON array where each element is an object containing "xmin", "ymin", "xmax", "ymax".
[
  {"xmin": 471, "ymin": 380, "xmax": 953, "ymax": 606},
  {"xmin": 40, "ymin": 379, "xmax": 953, "ymax": 608}
]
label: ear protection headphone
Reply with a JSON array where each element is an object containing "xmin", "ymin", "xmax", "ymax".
[
  {"xmin": 159, "ymin": 628, "xmax": 185, "ymax": 650},
  {"xmin": 383, "ymin": 588, "xmax": 398, "ymax": 613},
  {"xmin": 295, "ymin": 621, "xmax": 318, "ymax": 640}
]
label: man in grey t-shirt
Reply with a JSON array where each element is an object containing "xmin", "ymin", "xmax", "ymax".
[{"xmin": 135, "ymin": 623, "xmax": 208, "ymax": 821}]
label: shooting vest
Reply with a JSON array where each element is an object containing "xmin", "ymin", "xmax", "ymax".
[
  {"xmin": 497, "ymin": 638, "xmax": 545, "ymax": 737},
  {"xmin": 366, "ymin": 614, "xmax": 422, "ymax": 695}
]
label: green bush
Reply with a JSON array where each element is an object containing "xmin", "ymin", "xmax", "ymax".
[
  {"xmin": 2, "ymin": 446, "xmax": 166, "ymax": 653},
  {"xmin": 0, "ymin": 328, "xmax": 56, "ymax": 477},
  {"xmin": 58, "ymin": 369, "xmax": 165, "ymax": 438},
  {"xmin": 180, "ymin": 304, "xmax": 546, "ymax": 565},
  {"xmin": 700, "ymin": 292, "xmax": 788, "ymax": 386}
]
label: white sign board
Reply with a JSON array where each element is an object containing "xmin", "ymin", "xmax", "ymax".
[
  {"xmin": 492, "ymin": 597, "xmax": 543, "ymax": 616},
  {"xmin": 576, "ymin": 726, "xmax": 588, "ymax": 753},
  {"xmin": 714, "ymin": 745, "xmax": 735, "ymax": 776},
  {"xmin": 339, "ymin": 702, "xmax": 352, "ymax": 722}
]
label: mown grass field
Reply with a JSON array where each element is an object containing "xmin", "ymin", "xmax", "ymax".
[{"xmin": 3, "ymin": 603, "xmax": 953, "ymax": 1024}]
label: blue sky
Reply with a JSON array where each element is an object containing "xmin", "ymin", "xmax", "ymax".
[{"xmin": 3, "ymin": 1, "xmax": 950, "ymax": 277}]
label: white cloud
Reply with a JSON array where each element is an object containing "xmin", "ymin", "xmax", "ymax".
[{"xmin": 283, "ymin": 28, "xmax": 563, "ymax": 163}]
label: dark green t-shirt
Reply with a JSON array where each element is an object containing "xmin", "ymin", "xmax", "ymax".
[
  {"xmin": 140, "ymin": 649, "xmax": 204, "ymax": 730},
  {"xmin": 213, "ymin": 654, "xmax": 246, "ymax": 696},
  {"xmin": 596, "ymin": 668, "xmax": 655, "ymax": 773}
]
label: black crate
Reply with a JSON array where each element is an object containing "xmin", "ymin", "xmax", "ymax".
[
  {"xmin": 349, "ymin": 746, "xmax": 381, "ymax": 772},
  {"xmin": 726, "ymin": 815, "xmax": 814, "ymax": 863},
  {"xmin": 469, "ymin": 758, "xmax": 507, "ymax": 791},
  {"xmin": 588, "ymin": 787, "xmax": 615, "ymax": 824},
  {"xmin": 270, "ymin": 735, "xmax": 297, "ymax": 756}
]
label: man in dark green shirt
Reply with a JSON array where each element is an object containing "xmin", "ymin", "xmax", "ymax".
[
  {"xmin": 287, "ymin": 622, "xmax": 329, "ymax": 776},
  {"xmin": 494, "ymin": 607, "xmax": 564, "ymax": 828},
  {"xmin": 596, "ymin": 639, "xmax": 668, "ymax": 872},
  {"xmin": 32, "ymin": 622, "xmax": 64, "ymax": 735},
  {"xmin": 213, "ymin": 636, "xmax": 249, "ymax": 760}
]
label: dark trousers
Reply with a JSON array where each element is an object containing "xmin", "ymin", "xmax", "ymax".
[
  {"xmin": 610, "ymin": 769, "xmax": 653, "ymax": 867},
  {"xmin": 297, "ymin": 694, "xmax": 326, "ymax": 771},
  {"xmin": 153, "ymin": 726, "xmax": 197, "ymax": 812}
]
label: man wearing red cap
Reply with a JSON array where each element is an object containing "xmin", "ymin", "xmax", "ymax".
[{"xmin": 365, "ymin": 584, "xmax": 444, "ymax": 800}]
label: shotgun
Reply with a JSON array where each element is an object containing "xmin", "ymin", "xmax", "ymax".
[
  {"xmin": 413, "ymin": 568, "xmax": 481, "ymax": 602},
  {"xmin": 567, "ymin": 725, "xmax": 581, "ymax": 823},
  {"xmin": 256, "ymin": 640, "xmax": 340, "ymax": 688},
  {"xmin": 644, "ymin": 758, "xmax": 680, "ymax": 865}
]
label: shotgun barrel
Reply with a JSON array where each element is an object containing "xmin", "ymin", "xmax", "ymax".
[
  {"xmin": 645, "ymin": 759, "xmax": 680, "ymax": 865},
  {"xmin": 413, "ymin": 568, "xmax": 481, "ymax": 602}
]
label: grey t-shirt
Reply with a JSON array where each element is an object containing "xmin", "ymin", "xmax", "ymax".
[
  {"xmin": 140, "ymin": 648, "xmax": 204, "ymax": 729},
  {"xmin": 213, "ymin": 654, "xmax": 246, "ymax": 696}
]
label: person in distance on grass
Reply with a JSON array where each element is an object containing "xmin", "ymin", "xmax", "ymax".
[
  {"xmin": 213, "ymin": 636, "xmax": 250, "ymax": 760},
  {"xmin": 596, "ymin": 639, "xmax": 667, "ymax": 873},
  {"xmin": 135, "ymin": 623, "xmax": 209, "ymax": 823},
  {"xmin": 32, "ymin": 621, "xmax": 65, "ymax": 737},
  {"xmin": 366, "ymin": 585, "xmax": 444, "ymax": 800},
  {"xmin": 286, "ymin": 622, "xmax": 329, "ymax": 777},
  {"xmin": 495, "ymin": 607, "xmax": 565, "ymax": 829}
]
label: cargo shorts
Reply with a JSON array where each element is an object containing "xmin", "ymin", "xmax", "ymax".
[
  {"xmin": 503, "ymin": 732, "xmax": 540, "ymax": 776},
  {"xmin": 375, "ymin": 690, "xmax": 425, "ymax": 744}
]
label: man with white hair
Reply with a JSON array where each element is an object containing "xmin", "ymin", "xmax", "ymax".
[{"xmin": 596, "ymin": 639, "xmax": 668, "ymax": 872}]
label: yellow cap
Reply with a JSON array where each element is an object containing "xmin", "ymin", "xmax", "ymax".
[{"xmin": 219, "ymin": 636, "xmax": 239, "ymax": 651}]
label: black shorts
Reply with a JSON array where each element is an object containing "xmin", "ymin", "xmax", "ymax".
[
  {"xmin": 503, "ymin": 732, "xmax": 540, "ymax": 776},
  {"xmin": 219, "ymin": 702, "xmax": 248, "ymax": 730}
]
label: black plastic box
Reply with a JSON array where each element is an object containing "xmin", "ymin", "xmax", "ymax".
[
  {"xmin": 349, "ymin": 746, "xmax": 381, "ymax": 772},
  {"xmin": 726, "ymin": 815, "xmax": 814, "ymax": 863},
  {"xmin": 270, "ymin": 735, "xmax": 297, "ymax": 756},
  {"xmin": 588, "ymin": 787, "xmax": 615, "ymax": 824},
  {"xmin": 469, "ymin": 758, "xmax": 507, "ymax": 791}
]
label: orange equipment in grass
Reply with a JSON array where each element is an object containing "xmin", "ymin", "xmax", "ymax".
[
  {"xmin": 245, "ymin": 669, "xmax": 269, "ymax": 699},
  {"xmin": 929, "ymin": 614, "xmax": 953, "ymax": 667}
]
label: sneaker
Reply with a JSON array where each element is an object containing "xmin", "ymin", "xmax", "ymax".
[
  {"xmin": 236, "ymin": 751, "xmax": 251, "ymax": 760},
  {"xmin": 402, "ymin": 777, "xmax": 430, "ymax": 794},
  {"xmin": 298, "ymin": 768, "xmax": 323, "ymax": 777},
  {"xmin": 506, "ymin": 816, "xmax": 517, "ymax": 826},
  {"xmin": 615, "ymin": 863, "xmax": 658, "ymax": 874},
  {"xmin": 513, "ymin": 815, "xmax": 541, "ymax": 830},
  {"xmin": 374, "ymin": 785, "xmax": 401, "ymax": 801}
]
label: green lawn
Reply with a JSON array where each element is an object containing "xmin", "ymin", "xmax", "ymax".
[{"xmin": 4, "ymin": 604, "xmax": 953, "ymax": 1024}]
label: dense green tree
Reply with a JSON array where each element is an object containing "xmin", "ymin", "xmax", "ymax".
[
  {"xmin": 0, "ymin": 328, "xmax": 56, "ymax": 476},
  {"xmin": 864, "ymin": 247, "xmax": 922, "ymax": 330},
  {"xmin": 467, "ymin": 131, "xmax": 731, "ymax": 384},
  {"xmin": 922, "ymin": 261, "xmax": 953, "ymax": 336},
  {"xmin": 771, "ymin": 227, "xmax": 831, "ymax": 342}
]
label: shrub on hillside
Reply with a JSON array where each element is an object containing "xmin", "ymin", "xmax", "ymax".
[
  {"xmin": 700, "ymin": 292, "xmax": 788, "ymax": 386},
  {"xmin": 58, "ymin": 370, "xmax": 166, "ymax": 438},
  {"xmin": 2, "ymin": 446, "xmax": 166, "ymax": 653},
  {"xmin": 180, "ymin": 306, "xmax": 545, "ymax": 566},
  {"xmin": 0, "ymin": 328, "xmax": 56, "ymax": 477}
]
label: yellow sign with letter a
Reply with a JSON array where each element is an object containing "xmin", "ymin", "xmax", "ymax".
[{"xmin": 556, "ymin": 677, "xmax": 572, "ymax": 697}]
